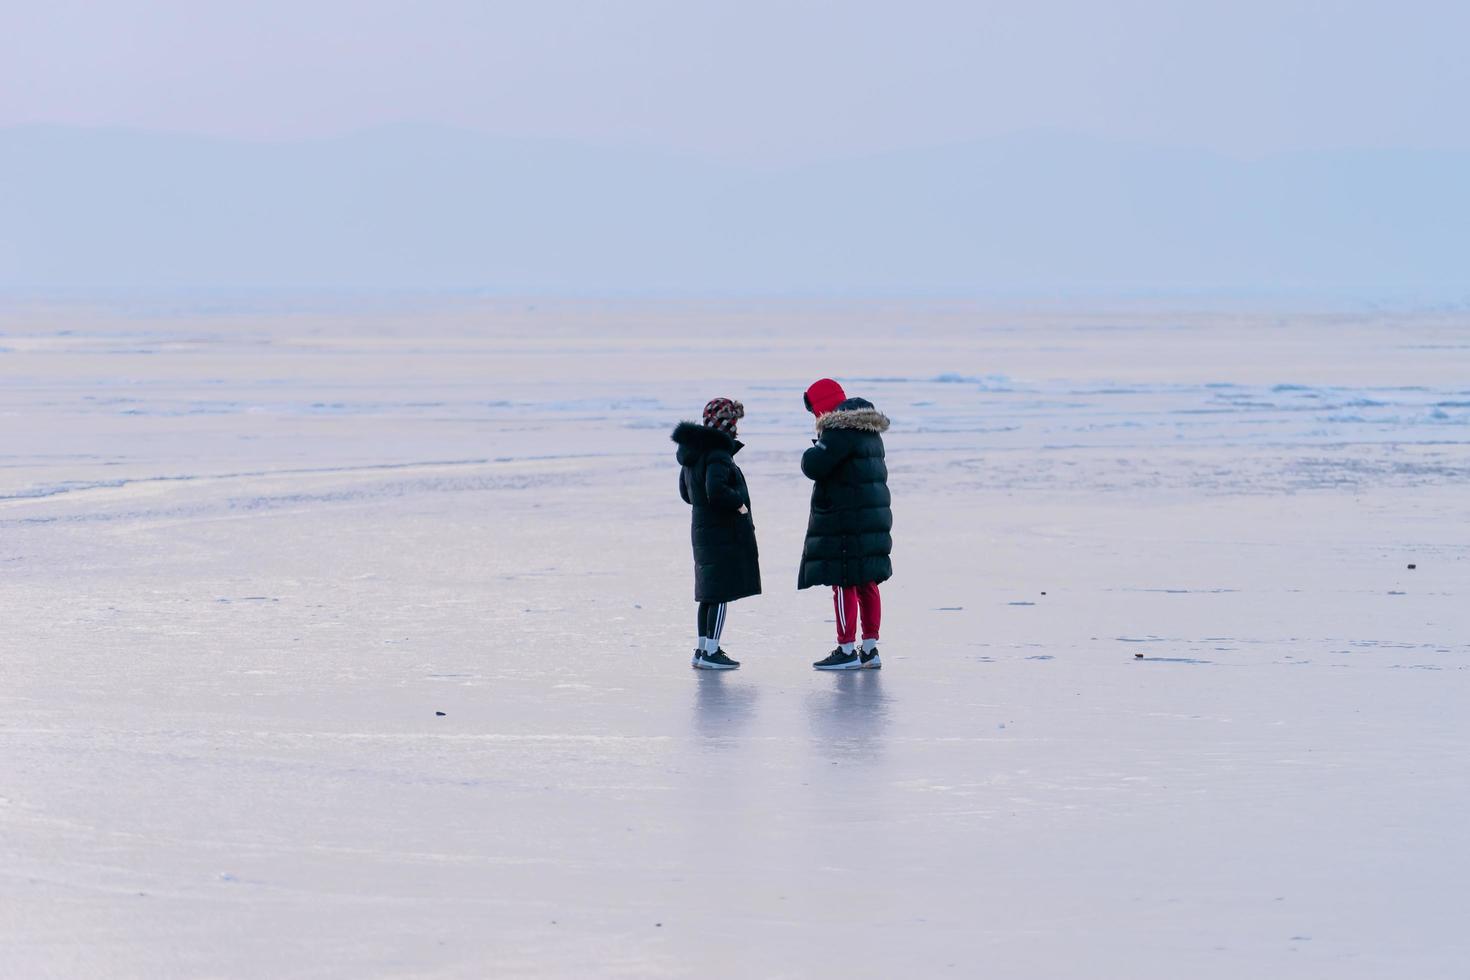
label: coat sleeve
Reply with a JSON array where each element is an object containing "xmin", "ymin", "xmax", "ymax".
[
  {"xmin": 801, "ymin": 433, "xmax": 851, "ymax": 481},
  {"xmin": 679, "ymin": 467, "xmax": 690, "ymax": 504},
  {"xmin": 704, "ymin": 455, "xmax": 745, "ymax": 511}
]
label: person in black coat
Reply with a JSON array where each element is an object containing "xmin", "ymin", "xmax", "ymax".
[
  {"xmin": 798, "ymin": 378, "xmax": 892, "ymax": 671},
  {"xmin": 672, "ymin": 397, "xmax": 761, "ymax": 670}
]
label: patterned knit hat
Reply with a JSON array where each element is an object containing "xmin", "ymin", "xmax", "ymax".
[{"xmin": 702, "ymin": 397, "xmax": 744, "ymax": 437}]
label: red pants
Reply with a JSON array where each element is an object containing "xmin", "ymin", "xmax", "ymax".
[{"xmin": 833, "ymin": 582, "xmax": 881, "ymax": 644}]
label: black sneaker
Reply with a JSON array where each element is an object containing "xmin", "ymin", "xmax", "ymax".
[
  {"xmin": 860, "ymin": 647, "xmax": 881, "ymax": 669},
  {"xmin": 694, "ymin": 649, "xmax": 740, "ymax": 670},
  {"xmin": 813, "ymin": 648, "xmax": 861, "ymax": 671}
]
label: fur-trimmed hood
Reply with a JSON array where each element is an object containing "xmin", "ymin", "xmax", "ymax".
[
  {"xmin": 815, "ymin": 397, "xmax": 890, "ymax": 436},
  {"xmin": 672, "ymin": 420, "xmax": 742, "ymax": 465}
]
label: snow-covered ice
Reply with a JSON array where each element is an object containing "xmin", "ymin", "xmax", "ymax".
[{"xmin": 2, "ymin": 302, "xmax": 1468, "ymax": 977}]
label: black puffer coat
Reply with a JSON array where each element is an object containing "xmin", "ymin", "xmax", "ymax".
[
  {"xmin": 673, "ymin": 421, "xmax": 762, "ymax": 603},
  {"xmin": 797, "ymin": 397, "xmax": 893, "ymax": 589}
]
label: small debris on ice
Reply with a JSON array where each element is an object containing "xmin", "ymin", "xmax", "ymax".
[{"xmin": 435, "ymin": 711, "xmax": 446, "ymax": 717}]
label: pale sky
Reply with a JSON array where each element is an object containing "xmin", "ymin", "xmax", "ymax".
[{"xmin": 3, "ymin": 0, "xmax": 1467, "ymax": 163}]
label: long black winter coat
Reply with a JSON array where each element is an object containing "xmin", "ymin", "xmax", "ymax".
[
  {"xmin": 673, "ymin": 421, "xmax": 762, "ymax": 603},
  {"xmin": 798, "ymin": 397, "xmax": 893, "ymax": 589}
]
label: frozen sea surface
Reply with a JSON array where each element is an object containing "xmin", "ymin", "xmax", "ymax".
[{"xmin": 2, "ymin": 303, "xmax": 1468, "ymax": 978}]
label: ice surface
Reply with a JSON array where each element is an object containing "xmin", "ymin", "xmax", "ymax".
[{"xmin": 2, "ymin": 303, "xmax": 1468, "ymax": 977}]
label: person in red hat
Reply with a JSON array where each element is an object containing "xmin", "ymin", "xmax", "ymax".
[
  {"xmin": 799, "ymin": 379, "xmax": 893, "ymax": 670},
  {"xmin": 671, "ymin": 397, "xmax": 761, "ymax": 669}
]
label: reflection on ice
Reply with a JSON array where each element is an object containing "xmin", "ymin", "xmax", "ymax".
[
  {"xmin": 690, "ymin": 671, "xmax": 760, "ymax": 741},
  {"xmin": 805, "ymin": 671, "xmax": 891, "ymax": 755}
]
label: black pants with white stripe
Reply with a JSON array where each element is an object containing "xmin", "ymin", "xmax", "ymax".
[{"xmin": 697, "ymin": 601, "xmax": 727, "ymax": 646}]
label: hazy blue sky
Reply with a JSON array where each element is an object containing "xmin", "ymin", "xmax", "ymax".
[
  {"xmin": 5, "ymin": 1, "xmax": 1467, "ymax": 295},
  {"xmin": 4, "ymin": 0, "xmax": 1467, "ymax": 162}
]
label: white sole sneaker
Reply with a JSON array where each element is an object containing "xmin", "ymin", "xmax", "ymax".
[
  {"xmin": 861, "ymin": 653, "xmax": 881, "ymax": 669},
  {"xmin": 813, "ymin": 659, "xmax": 862, "ymax": 671},
  {"xmin": 693, "ymin": 656, "xmax": 739, "ymax": 670}
]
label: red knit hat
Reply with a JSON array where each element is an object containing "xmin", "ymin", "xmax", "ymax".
[{"xmin": 803, "ymin": 378, "xmax": 846, "ymax": 416}]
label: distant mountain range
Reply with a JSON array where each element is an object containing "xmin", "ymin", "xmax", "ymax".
[{"xmin": 2, "ymin": 124, "xmax": 1466, "ymax": 298}]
